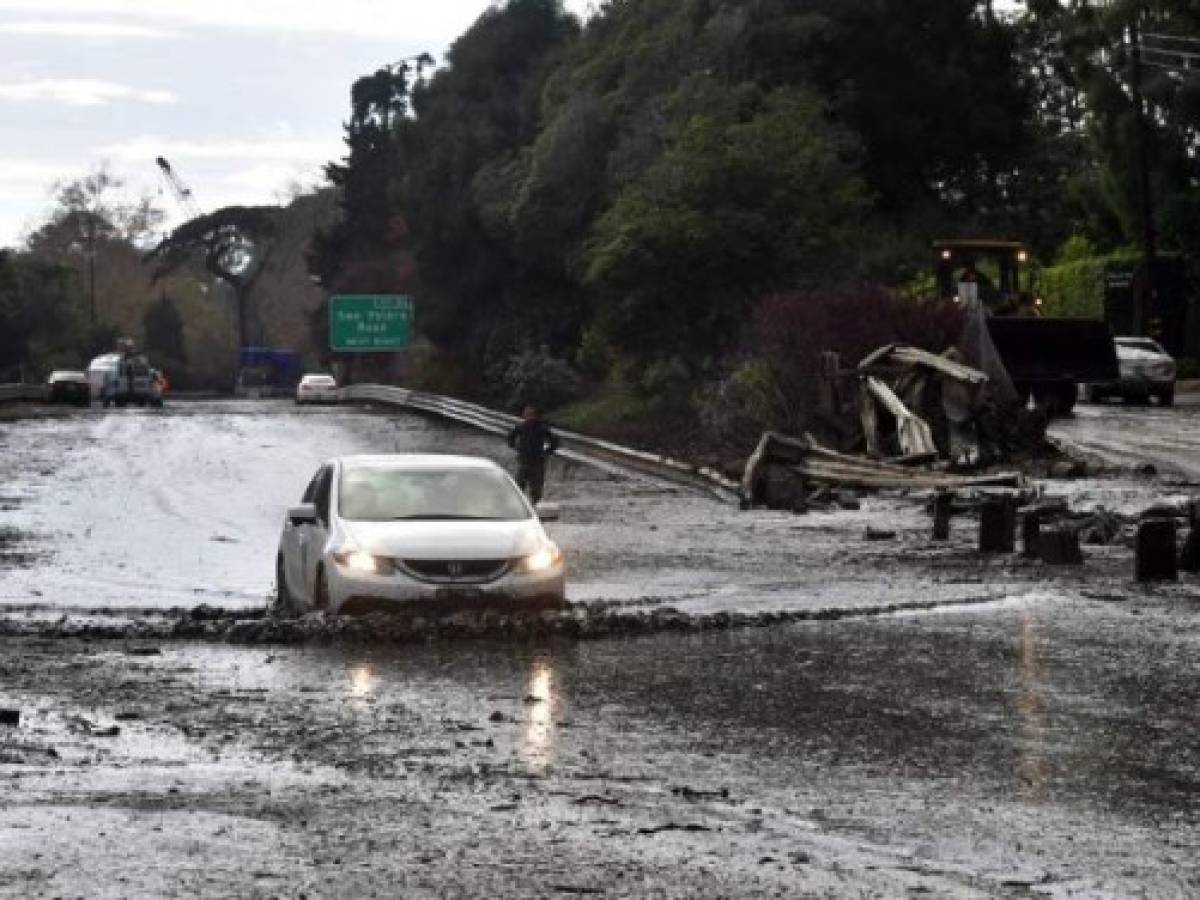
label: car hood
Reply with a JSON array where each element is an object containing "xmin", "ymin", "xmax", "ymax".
[
  {"xmin": 341, "ymin": 518, "xmax": 545, "ymax": 560},
  {"xmin": 1118, "ymin": 348, "xmax": 1173, "ymax": 373},
  {"xmin": 1117, "ymin": 348, "xmax": 1168, "ymax": 363}
]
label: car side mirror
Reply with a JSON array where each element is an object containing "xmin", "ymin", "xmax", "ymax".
[
  {"xmin": 536, "ymin": 502, "xmax": 561, "ymax": 522},
  {"xmin": 288, "ymin": 503, "xmax": 318, "ymax": 526}
]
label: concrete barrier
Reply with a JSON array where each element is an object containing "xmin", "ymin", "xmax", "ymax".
[{"xmin": 0, "ymin": 383, "xmax": 48, "ymax": 403}]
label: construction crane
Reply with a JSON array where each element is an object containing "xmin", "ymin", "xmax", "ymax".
[{"xmin": 155, "ymin": 156, "xmax": 202, "ymax": 221}]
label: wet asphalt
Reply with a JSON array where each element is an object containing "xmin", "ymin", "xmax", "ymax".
[{"xmin": 0, "ymin": 398, "xmax": 1198, "ymax": 896}]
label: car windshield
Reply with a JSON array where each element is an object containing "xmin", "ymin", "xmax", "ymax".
[
  {"xmin": 1116, "ymin": 339, "xmax": 1163, "ymax": 354},
  {"xmin": 338, "ymin": 465, "xmax": 531, "ymax": 521}
]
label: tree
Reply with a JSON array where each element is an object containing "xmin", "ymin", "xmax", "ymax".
[
  {"xmin": 1033, "ymin": 0, "xmax": 1200, "ymax": 255},
  {"xmin": 584, "ymin": 88, "xmax": 868, "ymax": 371},
  {"xmin": 311, "ymin": 56, "xmax": 432, "ymax": 293},
  {"xmin": 0, "ymin": 249, "xmax": 86, "ymax": 380},
  {"xmin": 147, "ymin": 206, "xmax": 280, "ymax": 351},
  {"xmin": 312, "ymin": 0, "xmax": 1044, "ymax": 395},
  {"xmin": 143, "ymin": 293, "xmax": 186, "ymax": 364},
  {"xmin": 25, "ymin": 165, "xmax": 164, "ymax": 332}
]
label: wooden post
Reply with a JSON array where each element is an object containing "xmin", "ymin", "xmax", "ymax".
[
  {"xmin": 1180, "ymin": 500, "xmax": 1200, "ymax": 574},
  {"xmin": 979, "ymin": 496, "xmax": 1016, "ymax": 553},
  {"xmin": 932, "ymin": 490, "xmax": 952, "ymax": 541},
  {"xmin": 1038, "ymin": 527, "xmax": 1083, "ymax": 565},
  {"xmin": 1136, "ymin": 519, "xmax": 1178, "ymax": 582},
  {"xmin": 1022, "ymin": 511, "xmax": 1042, "ymax": 559},
  {"xmin": 818, "ymin": 351, "xmax": 840, "ymax": 417}
]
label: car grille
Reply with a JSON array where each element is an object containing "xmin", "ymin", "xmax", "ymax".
[{"xmin": 398, "ymin": 559, "xmax": 511, "ymax": 584}]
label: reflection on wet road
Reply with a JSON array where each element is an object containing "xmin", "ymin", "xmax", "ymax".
[
  {"xmin": 1016, "ymin": 611, "xmax": 1048, "ymax": 801},
  {"xmin": 522, "ymin": 658, "xmax": 558, "ymax": 771}
]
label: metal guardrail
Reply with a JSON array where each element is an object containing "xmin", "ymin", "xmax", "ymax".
[
  {"xmin": 0, "ymin": 383, "xmax": 47, "ymax": 402},
  {"xmin": 341, "ymin": 384, "xmax": 742, "ymax": 504}
]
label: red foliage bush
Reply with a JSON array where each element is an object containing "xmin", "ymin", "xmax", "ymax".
[
  {"xmin": 754, "ymin": 284, "xmax": 964, "ymax": 377},
  {"xmin": 688, "ymin": 285, "xmax": 967, "ymax": 443}
]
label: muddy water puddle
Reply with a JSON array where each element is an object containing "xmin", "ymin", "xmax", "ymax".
[{"xmin": 3, "ymin": 598, "xmax": 1199, "ymax": 896}]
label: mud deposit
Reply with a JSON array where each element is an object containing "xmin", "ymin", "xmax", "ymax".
[{"xmin": 2, "ymin": 399, "xmax": 1199, "ymax": 896}]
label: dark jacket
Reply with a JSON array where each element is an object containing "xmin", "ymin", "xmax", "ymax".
[{"xmin": 507, "ymin": 419, "xmax": 559, "ymax": 461}]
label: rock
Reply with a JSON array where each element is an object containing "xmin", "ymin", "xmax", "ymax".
[
  {"xmin": 1077, "ymin": 508, "xmax": 1123, "ymax": 545},
  {"xmin": 0, "ymin": 709, "xmax": 18, "ymax": 726},
  {"xmin": 93, "ymin": 725, "xmax": 120, "ymax": 738},
  {"xmin": 1049, "ymin": 459, "xmax": 1087, "ymax": 479},
  {"xmin": 488, "ymin": 711, "xmax": 507, "ymax": 723},
  {"xmin": 834, "ymin": 490, "xmax": 861, "ymax": 511},
  {"xmin": 807, "ymin": 486, "xmax": 833, "ymax": 507},
  {"xmin": 864, "ymin": 527, "xmax": 896, "ymax": 541}
]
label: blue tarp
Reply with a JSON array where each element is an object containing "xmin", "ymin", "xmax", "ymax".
[{"xmin": 238, "ymin": 347, "xmax": 303, "ymax": 387}]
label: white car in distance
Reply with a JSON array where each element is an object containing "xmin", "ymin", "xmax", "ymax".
[
  {"xmin": 1087, "ymin": 336, "xmax": 1176, "ymax": 406},
  {"xmin": 295, "ymin": 373, "xmax": 339, "ymax": 405},
  {"xmin": 276, "ymin": 455, "xmax": 566, "ymax": 615}
]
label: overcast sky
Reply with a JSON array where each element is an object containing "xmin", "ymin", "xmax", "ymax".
[{"xmin": 0, "ymin": 1, "xmax": 592, "ymax": 248}]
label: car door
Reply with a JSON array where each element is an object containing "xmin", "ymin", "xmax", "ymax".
[
  {"xmin": 281, "ymin": 466, "xmax": 324, "ymax": 604},
  {"xmin": 302, "ymin": 465, "xmax": 334, "ymax": 599}
]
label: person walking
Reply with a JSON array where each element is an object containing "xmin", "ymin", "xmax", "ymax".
[{"xmin": 507, "ymin": 405, "xmax": 559, "ymax": 504}]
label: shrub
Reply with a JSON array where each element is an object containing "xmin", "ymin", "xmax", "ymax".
[
  {"xmin": 1039, "ymin": 248, "xmax": 1138, "ymax": 319},
  {"xmin": 494, "ymin": 344, "xmax": 582, "ymax": 412}
]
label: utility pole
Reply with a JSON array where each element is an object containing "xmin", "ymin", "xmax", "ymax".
[
  {"xmin": 1129, "ymin": 6, "xmax": 1157, "ymax": 335},
  {"xmin": 87, "ymin": 211, "xmax": 97, "ymax": 331}
]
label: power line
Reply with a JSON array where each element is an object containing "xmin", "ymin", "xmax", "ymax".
[{"xmin": 1143, "ymin": 31, "xmax": 1200, "ymax": 46}]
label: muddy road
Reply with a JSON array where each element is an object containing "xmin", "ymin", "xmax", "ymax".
[
  {"xmin": 1, "ymin": 399, "xmax": 1199, "ymax": 897},
  {"xmin": 1051, "ymin": 394, "xmax": 1200, "ymax": 480}
]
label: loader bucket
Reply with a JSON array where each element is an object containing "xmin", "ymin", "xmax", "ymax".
[{"xmin": 986, "ymin": 317, "xmax": 1118, "ymax": 385}]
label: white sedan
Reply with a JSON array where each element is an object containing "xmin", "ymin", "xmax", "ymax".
[
  {"xmin": 1087, "ymin": 336, "xmax": 1176, "ymax": 406},
  {"xmin": 295, "ymin": 373, "xmax": 339, "ymax": 405},
  {"xmin": 275, "ymin": 455, "xmax": 566, "ymax": 615}
]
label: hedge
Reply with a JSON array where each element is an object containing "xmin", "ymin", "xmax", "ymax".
[{"xmin": 1039, "ymin": 251, "xmax": 1139, "ymax": 318}]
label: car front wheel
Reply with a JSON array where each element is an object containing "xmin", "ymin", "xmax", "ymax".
[
  {"xmin": 275, "ymin": 556, "xmax": 296, "ymax": 615},
  {"xmin": 1157, "ymin": 387, "xmax": 1175, "ymax": 407},
  {"xmin": 314, "ymin": 566, "xmax": 331, "ymax": 611}
]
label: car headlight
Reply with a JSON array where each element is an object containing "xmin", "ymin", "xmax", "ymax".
[
  {"xmin": 333, "ymin": 549, "xmax": 395, "ymax": 575},
  {"xmin": 519, "ymin": 541, "xmax": 563, "ymax": 574}
]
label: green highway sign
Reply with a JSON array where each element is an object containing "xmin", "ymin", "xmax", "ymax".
[{"xmin": 329, "ymin": 294, "xmax": 414, "ymax": 352}]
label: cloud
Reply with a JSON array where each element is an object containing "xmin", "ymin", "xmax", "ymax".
[
  {"xmin": 0, "ymin": 78, "xmax": 176, "ymax": 106},
  {"xmin": 0, "ymin": 159, "xmax": 91, "ymax": 245},
  {"xmin": 0, "ymin": 158, "xmax": 84, "ymax": 186},
  {"xmin": 101, "ymin": 135, "xmax": 343, "ymax": 164},
  {"xmin": 0, "ymin": 1, "xmax": 594, "ymax": 41},
  {"xmin": 0, "ymin": 20, "xmax": 178, "ymax": 39}
]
